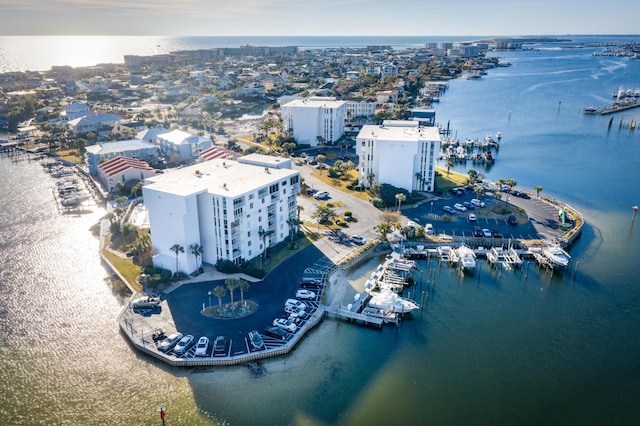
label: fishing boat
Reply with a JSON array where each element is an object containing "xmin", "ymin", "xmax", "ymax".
[
  {"xmin": 542, "ymin": 245, "xmax": 571, "ymax": 269},
  {"xmin": 367, "ymin": 290, "xmax": 419, "ymax": 313}
]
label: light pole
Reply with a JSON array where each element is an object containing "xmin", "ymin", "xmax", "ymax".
[
  {"xmin": 208, "ymin": 291, "xmax": 212, "ymax": 308},
  {"xmin": 633, "ymin": 205, "xmax": 638, "ymax": 223},
  {"xmin": 430, "ymin": 202, "xmax": 433, "ymax": 215}
]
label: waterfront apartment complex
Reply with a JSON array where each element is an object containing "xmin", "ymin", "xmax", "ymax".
[
  {"xmin": 357, "ymin": 121, "xmax": 440, "ymax": 192},
  {"xmin": 280, "ymin": 97, "xmax": 346, "ymax": 146},
  {"xmin": 142, "ymin": 158, "xmax": 300, "ymax": 274}
]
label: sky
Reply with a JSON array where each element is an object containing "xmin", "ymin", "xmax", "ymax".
[{"xmin": 2, "ymin": 0, "xmax": 640, "ymax": 36}]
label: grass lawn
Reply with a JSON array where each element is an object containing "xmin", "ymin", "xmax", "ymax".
[
  {"xmin": 310, "ymin": 168, "xmax": 370, "ymax": 201},
  {"xmin": 435, "ymin": 167, "xmax": 469, "ymax": 192},
  {"xmin": 102, "ymin": 248, "xmax": 142, "ymax": 292},
  {"xmin": 245, "ymin": 232, "xmax": 317, "ymax": 275}
]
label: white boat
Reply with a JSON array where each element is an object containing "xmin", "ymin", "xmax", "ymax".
[
  {"xmin": 456, "ymin": 245, "xmax": 476, "ymax": 271},
  {"xmin": 542, "ymin": 245, "xmax": 571, "ymax": 268},
  {"xmin": 362, "ymin": 307, "xmax": 398, "ymax": 323},
  {"xmin": 367, "ymin": 290, "xmax": 419, "ymax": 313},
  {"xmin": 496, "ymin": 131, "xmax": 502, "ymax": 139}
]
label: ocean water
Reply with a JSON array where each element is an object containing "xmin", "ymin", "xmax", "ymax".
[{"xmin": 1, "ymin": 37, "xmax": 640, "ymax": 425}]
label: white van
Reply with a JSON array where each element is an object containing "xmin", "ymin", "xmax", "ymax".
[{"xmin": 425, "ymin": 223, "xmax": 434, "ymax": 235}]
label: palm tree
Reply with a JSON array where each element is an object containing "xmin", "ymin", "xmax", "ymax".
[
  {"xmin": 534, "ymin": 185, "xmax": 543, "ymax": 197},
  {"xmin": 395, "ymin": 193, "xmax": 407, "ymax": 212},
  {"xmin": 287, "ymin": 217, "xmax": 300, "ymax": 245},
  {"xmin": 366, "ymin": 171, "xmax": 375, "ymax": 188},
  {"xmin": 213, "ymin": 285, "xmax": 227, "ymax": 313},
  {"xmin": 258, "ymin": 228, "xmax": 275, "ymax": 261},
  {"xmin": 446, "ymin": 158, "xmax": 454, "ymax": 177},
  {"xmin": 237, "ymin": 279, "xmax": 250, "ymax": 307},
  {"xmin": 189, "ymin": 243, "xmax": 203, "ymax": 274},
  {"xmin": 225, "ymin": 278, "xmax": 239, "ymax": 307},
  {"xmin": 296, "ymin": 204, "xmax": 304, "ymax": 221},
  {"xmin": 169, "ymin": 244, "xmax": 184, "ymax": 275}
]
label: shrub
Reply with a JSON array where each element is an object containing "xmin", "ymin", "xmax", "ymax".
[
  {"xmin": 241, "ymin": 263, "xmax": 266, "ymax": 279},
  {"xmin": 371, "ymin": 197, "xmax": 385, "ymax": 209},
  {"xmin": 336, "ymin": 220, "xmax": 347, "ymax": 227},
  {"xmin": 344, "ymin": 210, "xmax": 352, "ymax": 217},
  {"xmin": 216, "ymin": 259, "xmax": 239, "ymax": 274}
]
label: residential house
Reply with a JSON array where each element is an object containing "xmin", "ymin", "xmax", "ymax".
[
  {"xmin": 156, "ymin": 129, "xmax": 213, "ymax": 164},
  {"xmin": 97, "ymin": 156, "xmax": 157, "ymax": 193},
  {"xmin": 85, "ymin": 139, "xmax": 158, "ymax": 174}
]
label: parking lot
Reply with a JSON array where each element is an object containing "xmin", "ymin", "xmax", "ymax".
[
  {"xmin": 129, "ymin": 243, "xmax": 336, "ymax": 360},
  {"xmin": 402, "ymin": 186, "xmax": 566, "ymax": 242}
]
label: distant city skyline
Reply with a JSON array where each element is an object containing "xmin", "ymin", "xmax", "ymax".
[{"xmin": 3, "ymin": 0, "xmax": 640, "ymax": 37}]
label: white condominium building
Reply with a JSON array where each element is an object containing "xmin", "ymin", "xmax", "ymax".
[
  {"xmin": 142, "ymin": 159, "xmax": 300, "ymax": 274},
  {"xmin": 280, "ymin": 96, "xmax": 346, "ymax": 146},
  {"xmin": 357, "ymin": 120, "xmax": 440, "ymax": 192}
]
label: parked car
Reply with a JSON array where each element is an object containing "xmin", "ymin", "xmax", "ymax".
[
  {"xmin": 273, "ymin": 318, "xmax": 298, "ymax": 333},
  {"xmin": 508, "ymin": 214, "xmax": 518, "ymax": 226},
  {"xmin": 351, "ymin": 235, "xmax": 366, "ymax": 245},
  {"xmin": 425, "ymin": 223, "xmax": 434, "ymax": 235},
  {"xmin": 296, "ymin": 289, "xmax": 316, "ymax": 300},
  {"xmin": 468, "ymin": 214, "xmax": 477, "ymax": 222},
  {"xmin": 213, "ymin": 335, "xmax": 227, "ymax": 353},
  {"xmin": 264, "ymin": 326, "xmax": 289, "ymax": 341},
  {"xmin": 473, "ymin": 227, "xmax": 484, "ymax": 238},
  {"xmin": 248, "ymin": 330, "xmax": 265, "ymax": 350},
  {"xmin": 285, "ymin": 305, "xmax": 306, "ymax": 318},
  {"xmin": 313, "ymin": 191, "xmax": 329, "ymax": 199},
  {"xmin": 482, "ymin": 228, "xmax": 492, "ymax": 238},
  {"xmin": 454, "ymin": 203, "xmax": 467, "ymax": 212},
  {"xmin": 157, "ymin": 332, "xmax": 183, "ymax": 353},
  {"xmin": 517, "ymin": 191, "xmax": 530, "ymax": 199},
  {"xmin": 492, "ymin": 230, "xmax": 504, "ymax": 238},
  {"xmin": 471, "ymin": 198, "xmax": 486, "ymax": 208},
  {"xmin": 463, "ymin": 201, "xmax": 475, "ymax": 210},
  {"xmin": 285, "ymin": 299, "xmax": 307, "ymax": 310},
  {"xmin": 194, "ymin": 336, "xmax": 209, "ymax": 357},
  {"xmin": 131, "ymin": 295, "xmax": 160, "ymax": 309},
  {"xmin": 173, "ymin": 334, "xmax": 194, "ymax": 355},
  {"xmin": 448, "ymin": 188, "xmax": 463, "ymax": 196},
  {"xmin": 443, "ymin": 206, "xmax": 457, "ymax": 215}
]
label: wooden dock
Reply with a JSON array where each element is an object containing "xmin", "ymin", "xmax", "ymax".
[{"xmin": 324, "ymin": 306, "xmax": 384, "ymax": 328}]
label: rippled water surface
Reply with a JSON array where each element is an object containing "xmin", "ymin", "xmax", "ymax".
[{"xmin": 2, "ymin": 36, "xmax": 640, "ymax": 425}]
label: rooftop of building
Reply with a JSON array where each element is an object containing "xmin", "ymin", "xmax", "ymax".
[
  {"xmin": 85, "ymin": 139, "xmax": 157, "ymax": 155},
  {"xmin": 144, "ymin": 158, "xmax": 298, "ymax": 198},
  {"xmin": 358, "ymin": 120, "xmax": 441, "ymax": 142}
]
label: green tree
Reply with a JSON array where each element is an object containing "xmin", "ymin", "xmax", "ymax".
[
  {"xmin": 213, "ymin": 285, "xmax": 227, "ymax": 312},
  {"xmin": 534, "ymin": 185, "xmax": 543, "ymax": 197},
  {"xmin": 170, "ymin": 244, "xmax": 184, "ymax": 275},
  {"xmin": 395, "ymin": 193, "xmax": 407, "ymax": 211},
  {"xmin": 446, "ymin": 158, "xmax": 454, "ymax": 177},
  {"xmin": 190, "ymin": 243, "xmax": 203, "ymax": 274},
  {"xmin": 225, "ymin": 278, "xmax": 239, "ymax": 307},
  {"xmin": 287, "ymin": 217, "xmax": 300, "ymax": 245},
  {"xmin": 311, "ymin": 203, "xmax": 338, "ymax": 225},
  {"xmin": 258, "ymin": 228, "xmax": 275, "ymax": 261},
  {"xmin": 237, "ymin": 279, "xmax": 250, "ymax": 307}
]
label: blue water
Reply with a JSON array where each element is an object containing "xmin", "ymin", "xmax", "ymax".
[{"xmin": 1, "ymin": 36, "xmax": 640, "ymax": 425}]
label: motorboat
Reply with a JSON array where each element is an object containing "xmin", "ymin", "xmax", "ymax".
[
  {"xmin": 367, "ymin": 290, "xmax": 419, "ymax": 313},
  {"xmin": 542, "ymin": 245, "xmax": 571, "ymax": 268},
  {"xmin": 456, "ymin": 245, "xmax": 476, "ymax": 271}
]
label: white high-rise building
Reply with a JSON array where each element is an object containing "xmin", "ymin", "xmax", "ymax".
[
  {"xmin": 280, "ymin": 96, "xmax": 346, "ymax": 146},
  {"xmin": 357, "ymin": 121, "xmax": 440, "ymax": 192},
  {"xmin": 142, "ymin": 158, "xmax": 300, "ymax": 274}
]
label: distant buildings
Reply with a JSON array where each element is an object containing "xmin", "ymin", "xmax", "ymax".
[
  {"xmin": 85, "ymin": 139, "xmax": 158, "ymax": 175},
  {"xmin": 357, "ymin": 120, "xmax": 440, "ymax": 192},
  {"xmin": 155, "ymin": 129, "xmax": 212, "ymax": 164},
  {"xmin": 142, "ymin": 158, "xmax": 300, "ymax": 274},
  {"xmin": 97, "ymin": 156, "xmax": 157, "ymax": 193},
  {"xmin": 280, "ymin": 96, "xmax": 346, "ymax": 146}
]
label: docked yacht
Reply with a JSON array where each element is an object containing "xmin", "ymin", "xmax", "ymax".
[
  {"xmin": 456, "ymin": 245, "xmax": 476, "ymax": 271},
  {"xmin": 542, "ymin": 245, "xmax": 571, "ymax": 269},
  {"xmin": 367, "ymin": 290, "xmax": 419, "ymax": 314}
]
